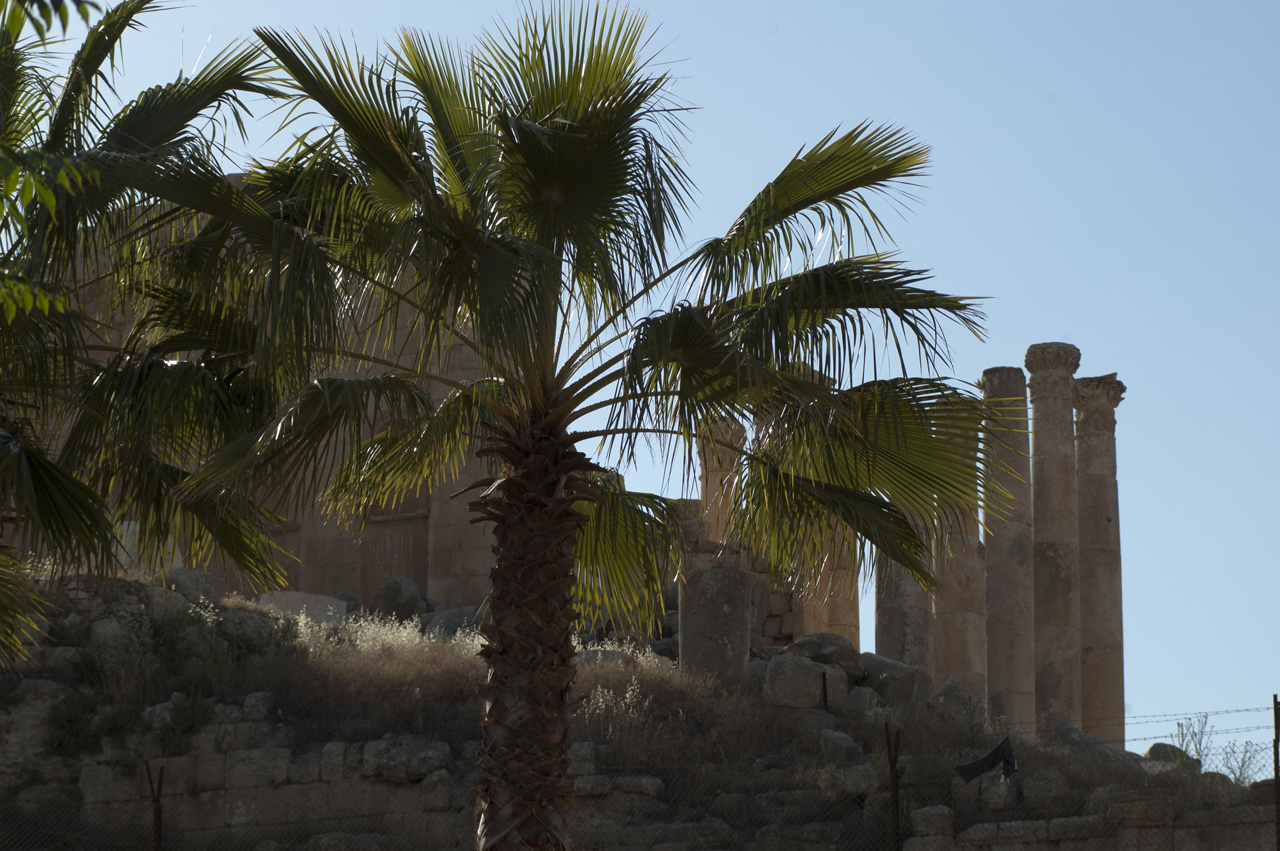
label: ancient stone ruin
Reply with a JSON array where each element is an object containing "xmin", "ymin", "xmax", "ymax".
[{"xmin": 683, "ymin": 341, "xmax": 1127, "ymax": 748}]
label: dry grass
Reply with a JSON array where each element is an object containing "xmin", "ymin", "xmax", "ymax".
[{"xmin": 234, "ymin": 616, "xmax": 485, "ymax": 746}]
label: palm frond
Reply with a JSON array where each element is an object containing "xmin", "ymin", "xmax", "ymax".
[
  {"xmin": 691, "ymin": 121, "xmax": 928, "ymax": 301},
  {"xmin": 99, "ymin": 42, "xmax": 278, "ymax": 155},
  {"xmin": 185, "ymin": 374, "xmax": 435, "ymax": 516},
  {"xmin": 0, "ymin": 554, "xmax": 46, "ymax": 671},
  {"xmin": 323, "ymin": 378, "xmax": 500, "ymax": 525},
  {"xmin": 42, "ymin": 0, "xmax": 158, "ymax": 154},
  {"xmin": 0, "ymin": 417, "xmax": 115, "ymax": 571},
  {"xmin": 721, "ymin": 254, "xmax": 984, "ymax": 379},
  {"xmin": 572, "ymin": 472, "xmax": 682, "ymax": 636}
]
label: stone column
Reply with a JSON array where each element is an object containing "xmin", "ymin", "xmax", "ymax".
[
  {"xmin": 875, "ymin": 553, "xmax": 932, "ymax": 669},
  {"xmin": 1075, "ymin": 373, "xmax": 1126, "ymax": 748},
  {"xmin": 697, "ymin": 420, "xmax": 747, "ymax": 548},
  {"xmin": 793, "ymin": 531, "xmax": 861, "ymax": 649},
  {"xmin": 930, "ymin": 440, "xmax": 987, "ymax": 701},
  {"xmin": 679, "ymin": 568, "xmax": 757, "ymax": 688},
  {"xmin": 981, "ymin": 366, "xmax": 1036, "ymax": 740},
  {"xmin": 1025, "ymin": 342, "xmax": 1082, "ymax": 736}
]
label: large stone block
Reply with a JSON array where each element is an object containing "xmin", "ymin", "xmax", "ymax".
[
  {"xmin": 256, "ymin": 783, "xmax": 329, "ymax": 824},
  {"xmin": 371, "ymin": 576, "xmax": 425, "ymax": 621},
  {"xmin": 784, "ymin": 632, "xmax": 864, "ymax": 681},
  {"xmin": 763, "ymin": 654, "xmax": 847, "ymax": 709},
  {"xmin": 289, "ymin": 750, "xmax": 323, "ymax": 784},
  {"xmin": 79, "ymin": 764, "xmax": 140, "ymax": 803},
  {"xmin": 362, "ymin": 739, "xmax": 397, "ymax": 777},
  {"xmin": 226, "ymin": 747, "xmax": 290, "ymax": 788},
  {"xmin": 167, "ymin": 568, "xmax": 221, "ymax": 604},
  {"xmin": 678, "ymin": 568, "xmax": 760, "ymax": 688},
  {"xmin": 147, "ymin": 755, "xmax": 195, "ymax": 797},
  {"xmin": 320, "ymin": 742, "xmax": 348, "ymax": 781},
  {"xmin": 910, "ymin": 805, "xmax": 955, "ymax": 836},
  {"xmin": 612, "ymin": 775, "xmax": 664, "ymax": 797},
  {"xmin": 194, "ymin": 753, "xmax": 226, "ymax": 791}
]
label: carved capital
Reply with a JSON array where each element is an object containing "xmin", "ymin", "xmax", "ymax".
[
  {"xmin": 1024, "ymin": 342, "xmax": 1081, "ymax": 375},
  {"xmin": 1073, "ymin": 373, "xmax": 1126, "ymax": 411},
  {"xmin": 980, "ymin": 366, "xmax": 1026, "ymax": 400},
  {"xmin": 1074, "ymin": 373, "xmax": 1125, "ymax": 434}
]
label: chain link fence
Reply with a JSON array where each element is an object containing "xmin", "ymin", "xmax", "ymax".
[{"xmin": 2, "ymin": 722, "xmax": 1275, "ymax": 851}]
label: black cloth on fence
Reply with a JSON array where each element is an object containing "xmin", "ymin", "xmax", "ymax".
[{"xmin": 955, "ymin": 736, "xmax": 1017, "ymax": 782}]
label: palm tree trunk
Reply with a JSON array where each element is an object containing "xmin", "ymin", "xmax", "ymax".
[{"xmin": 470, "ymin": 421, "xmax": 593, "ymax": 851}]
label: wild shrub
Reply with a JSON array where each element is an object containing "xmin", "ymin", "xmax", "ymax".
[{"xmin": 233, "ymin": 614, "xmax": 485, "ymax": 746}]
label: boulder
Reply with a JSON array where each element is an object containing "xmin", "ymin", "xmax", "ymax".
[
  {"xmin": 845, "ymin": 686, "xmax": 884, "ymax": 713},
  {"xmin": 52, "ymin": 613, "xmax": 90, "ymax": 646},
  {"xmin": 143, "ymin": 585, "xmax": 188, "ymax": 619},
  {"xmin": 332, "ymin": 592, "xmax": 361, "ymax": 613},
  {"xmin": 409, "ymin": 742, "xmax": 452, "ymax": 776},
  {"xmin": 371, "ymin": 576, "xmax": 423, "ymax": 621},
  {"xmin": 884, "ymin": 667, "xmax": 932, "ymax": 705},
  {"xmin": 1198, "ymin": 771, "xmax": 1247, "ymax": 806},
  {"xmin": 421, "ymin": 605, "xmax": 479, "ymax": 637},
  {"xmin": 242, "ymin": 692, "xmax": 275, "ymax": 722},
  {"xmin": 819, "ymin": 729, "xmax": 862, "ymax": 763},
  {"xmin": 860, "ymin": 652, "xmax": 914, "ymax": 688},
  {"xmin": 218, "ymin": 610, "xmax": 275, "ymax": 647},
  {"xmin": 785, "ymin": 632, "xmax": 864, "ymax": 682},
  {"xmin": 909, "ymin": 805, "xmax": 954, "ymax": 837},
  {"xmin": 167, "ymin": 568, "xmax": 220, "ymax": 604},
  {"xmin": 1144, "ymin": 741, "xmax": 1201, "ymax": 772},
  {"xmin": 748, "ymin": 658, "xmax": 768, "ymax": 688},
  {"xmin": 650, "ymin": 636, "xmax": 678, "ymax": 661},
  {"xmin": 928, "ymin": 677, "xmax": 986, "ymax": 727},
  {"xmin": 763, "ymin": 653, "xmax": 847, "ymax": 710},
  {"xmin": 88, "ymin": 616, "xmax": 127, "ymax": 649}
]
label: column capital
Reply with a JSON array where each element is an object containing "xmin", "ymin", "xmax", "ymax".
[
  {"xmin": 1074, "ymin": 374, "xmax": 1125, "ymax": 436},
  {"xmin": 980, "ymin": 366, "xmax": 1026, "ymax": 399},
  {"xmin": 1073, "ymin": 373, "xmax": 1126, "ymax": 411},
  {"xmin": 1024, "ymin": 342, "xmax": 1081, "ymax": 375}
]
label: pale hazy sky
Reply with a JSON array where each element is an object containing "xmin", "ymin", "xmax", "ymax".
[{"xmin": 68, "ymin": 1, "xmax": 1280, "ymax": 751}]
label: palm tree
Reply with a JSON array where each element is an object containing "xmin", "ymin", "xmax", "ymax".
[
  {"xmin": 0, "ymin": 0, "xmax": 285, "ymax": 666},
  {"xmin": 105, "ymin": 6, "xmax": 999, "ymax": 848}
]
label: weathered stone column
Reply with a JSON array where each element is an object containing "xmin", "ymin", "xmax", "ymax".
[
  {"xmin": 697, "ymin": 420, "xmax": 747, "ymax": 548},
  {"xmin": 1025, "ymin": 342, "xmax": 1082, "ymax": 736},
  {"xmin": 875, "ymin": 553, "xmax": 932, "ymax": 669},
  {"xmin": 1075, "ymin": 373, "xmax": 1126, "ymax": 748},
  {"xmin": 793, "ymin": 539, "xmax": 861, "ymax": 650},
  {"xmin": 930, "ymin": 440, "xmax": 987, "ymax": 701},
  {"xmin": 981, "ymin": 366, "xmax": 1036, "ymax": 740},
  {"xmin": 679, "ymin": 567, "xmax": 757, "ymax": 688}
]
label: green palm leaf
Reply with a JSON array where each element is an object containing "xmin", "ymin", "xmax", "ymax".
[{"xmin": 572, "ymin": 472, "xmax": 682, "ymax": 635}]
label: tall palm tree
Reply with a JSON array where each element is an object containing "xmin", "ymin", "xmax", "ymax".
[
  {"xmin": 0, "ymin": 0, "xmax": 285, "ymax": 666},
  {"xmin": 105, "ymin": 6, "xmax": 999, "ymax": 848}
]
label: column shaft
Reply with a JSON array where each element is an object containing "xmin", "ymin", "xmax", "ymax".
[
  {"xmin": 697, "ymin": 420, "xmax": 747, "ymax": 548},
  {"xmin": 982, "ymin": 366, "xmax": 1036, "ymax": 740},
  {"xmin": 1025, "ymin": 342, "xmax": 1082, "ymax": 736},
  {"xmin": 1075, "ymin": 374, "xmax": 1126, "ymax": 748},
  {"xmin": 875, "ymin": 554, "xmax": 932, "ymax": 669},
  {"xmin": 931, "ymin": 442, "xmax": 987, "ymax": 701}
]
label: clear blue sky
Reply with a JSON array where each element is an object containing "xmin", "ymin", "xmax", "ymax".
[{"xmin": 76, "ymin": 1, "xmax": 1280, "ymax": 751}]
